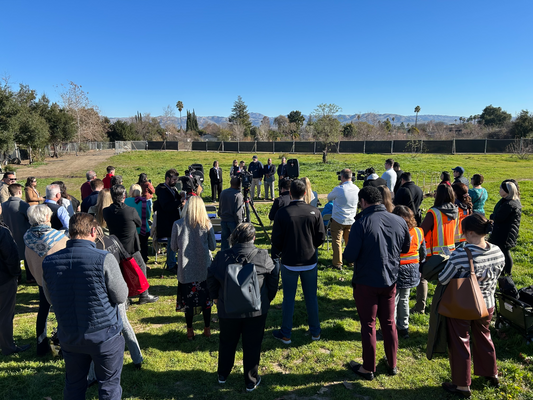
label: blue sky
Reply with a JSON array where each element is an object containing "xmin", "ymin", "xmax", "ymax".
[{"xmin": 2, "ymin": 1, "xmax": 532, "ymax": 119}]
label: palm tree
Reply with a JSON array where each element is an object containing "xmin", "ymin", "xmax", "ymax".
[
  {"xmin": 176, "ymin": 101, "xmax": 184, "ymax": 132},
  {"xmin": 414, "ymin": 105, "xmax": 421, "ymax": 128}
]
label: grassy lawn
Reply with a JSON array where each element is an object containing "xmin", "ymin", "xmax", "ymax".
[{"xmin": 2, "ymin": 151, "xmax": 533, "ymax": 399}]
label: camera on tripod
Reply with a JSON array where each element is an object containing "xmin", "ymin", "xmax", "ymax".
[{"xmin": 336, "ymin": 170, "xmax": 357, "ymax": 182}]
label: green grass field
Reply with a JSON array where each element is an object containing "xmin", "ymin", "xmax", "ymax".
[{"xmin": 2, "ymin": 151, "xmax": 533, "ymax": 400}]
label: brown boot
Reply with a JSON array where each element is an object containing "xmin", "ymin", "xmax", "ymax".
[
  {"xmin": 203, "ymin": 327, "xmax": 211, "ymax": 337},
  {"xmin": 187, "ymin": 327, "xmax": 194, "ymax": 341}
]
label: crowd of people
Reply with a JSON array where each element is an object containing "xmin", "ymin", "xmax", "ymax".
[{"xmin": 0, "ymin": 156, "xmax": 524, "ymax": 398}]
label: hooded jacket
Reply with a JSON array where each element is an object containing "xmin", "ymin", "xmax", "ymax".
[{"xmin": 489, "ymin": 198, "xmax": 521, "ymax": 249}]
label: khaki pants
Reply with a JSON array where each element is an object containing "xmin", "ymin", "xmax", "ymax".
[{"xmin": 330, "ymin": 219, "xmax": 351, "ymax": 267}]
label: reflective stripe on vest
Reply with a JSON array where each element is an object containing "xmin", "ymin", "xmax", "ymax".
[
  {"xmin": 425, "ymin": 208, "xmax": 456, "ymax": 257},
  {"xmin": 454, "ymin": 208, "xmax": 469, "ymax": 243},
  {"xmin": 400, "ymin": 227, "xmax": 423, "ymax": 265}
]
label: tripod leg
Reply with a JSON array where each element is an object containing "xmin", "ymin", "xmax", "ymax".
[{"xmin": 249, "ymin": 199, "xmax": 271, "ymax": 243}]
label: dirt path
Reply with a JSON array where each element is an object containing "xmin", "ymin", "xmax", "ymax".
[{"xmin": 13, "ymin": 150, "xmax": 116, "ymax": 180}]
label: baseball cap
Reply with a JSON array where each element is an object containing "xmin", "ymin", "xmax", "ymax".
[
  {"xmin": 452, "ymin": 166, "xmax": 464, "ymax": 174},
  {"xmin": 252, "ymin": 155, "xmax": 258, "ymax": 159}
]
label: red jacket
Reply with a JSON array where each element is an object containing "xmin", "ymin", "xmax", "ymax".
[{"xmin": 103, "ymin": 173, "xmax": 114, "ymax": 189}]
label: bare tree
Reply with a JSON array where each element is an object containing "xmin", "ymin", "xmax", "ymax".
[
  {"xmin": 231, "ymin": 121, "xmax": 245, "ymax": 141},
  {"xmin": 59, "ymin": 81, "xmax": 100, "ymax": 155}
]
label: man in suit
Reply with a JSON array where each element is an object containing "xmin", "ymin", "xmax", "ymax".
[
  {"xmin": 209, "ymin": 160, "xmax": 223, "ymax": 202},
  {"xmin": 271, "ymin": 179, "xmax": 325, "ymax": 344},
  {"xmin": 277, "ymin": 157, "xmax": 288, "ymax": 191},
  {"xmin": 263, "ymin": 158, "xmax": 276, "ymax": 200},
  {"xmin": 103, "ymin": 185, "xmax": 158, "ymax": 305}
]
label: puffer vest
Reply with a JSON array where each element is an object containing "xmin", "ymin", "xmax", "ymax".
[
  {"xmin": 44, "ymin": 201, "xmax": 63, "ymax": 230},
  {"xmin": 42, "ymin": 239, "xmax": 121, "ymax": 346}
]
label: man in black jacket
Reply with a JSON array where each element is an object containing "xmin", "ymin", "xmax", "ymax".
[
  {"xmin": 271, "ymin": 179, "xmax": 325, "ymax": 344},
  {"xmin": 0, "ymin": 223, "xmax": 30, "ymax": 355},
  {"xmin": 103, "ymin": 185, "xmax": 158, "ymax": 304},
  {"xmin": 344, "ymin": 186, "xmax": 410, "ymax": 381},
  {"xmin": 393, "ymin": 172, "xmax": 424, "ymax": 226},
  {"xmin": 363, "ymin": 168, "xmax": 387, "ymax": 188},
  {"xmin": 207, "ymin": 223, "xmax": 279, "ymax": 392},
  {"xmin": 154, "ymin": 169, "xmax": 181, "ymax": 271},
  {"xmin": 209, "ymin": 160, "xmax": 223, "ymax": 202}
]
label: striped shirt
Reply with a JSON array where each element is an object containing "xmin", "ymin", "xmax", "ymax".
[{"xmin": 438, "ymin": 243, "xmax": 505, "ymax": 310}]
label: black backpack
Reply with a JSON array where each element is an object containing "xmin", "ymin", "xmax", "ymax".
[{"xmin": 224, "ymin": 248, "xmax": 261, "ymax": 314}]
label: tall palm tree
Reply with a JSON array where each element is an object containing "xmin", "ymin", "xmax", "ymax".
[
  {"xmin": 414, "ymin": 105, "xmax": 421, "ymax": 128},
  {"xmin": 176, "ymin": 101, "xmax": 184, "ymax": 132}
]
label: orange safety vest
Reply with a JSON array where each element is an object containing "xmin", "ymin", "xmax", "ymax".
[
  {"xmin": 454, "ymin": 207, "xmax": 470, "ymax": 243},
  {"xmin": 400, "ymin": 227, "xmax": 424, "ymax": 265},
  {"xmin": 424, "ymin": 208, "xmax": 456, "ymax": 257}
]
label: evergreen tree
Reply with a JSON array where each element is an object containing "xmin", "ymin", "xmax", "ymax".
[{"xmin": 228, "ymin": 95, "xmax": 252, "ymax": 136}]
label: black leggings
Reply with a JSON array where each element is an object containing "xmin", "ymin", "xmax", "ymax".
[
  {"xmin": 185, "ymin": 308, "xmax": 212, "ymax": 328},
  {"xmin": 502, "ymin": 247, "xmax": 514, "ymax": 275},
  {"xmin": 37, "ymin": 286, "xmax": 51, "ymax": 355}
]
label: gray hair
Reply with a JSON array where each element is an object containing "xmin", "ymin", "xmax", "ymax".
[
  {"xmin": 46, "ymin": 184, "xmax": 60, "ymax": 200},
  {"xmin": 27, "ymin": 205, "xmax": 53, "ymax": 226},
  {"xmin": 86, "ymin": 170, "xmax": 96, "ymax": 181},
  {"xmin": 504, "ymin": 181, "xmax": 520, "ymax": 201}
]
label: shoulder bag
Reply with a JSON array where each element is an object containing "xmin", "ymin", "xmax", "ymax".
[
  {"xmin": 438, "ymin": 247, "xmax": 489, "ymax": 320},
  {"xmin": 109, "ymin": 236, "xmax": 150, "ymax": 297}
]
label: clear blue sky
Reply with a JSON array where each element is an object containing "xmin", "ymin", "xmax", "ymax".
[{"xmin": 2, "ymin": 0, "xmax": 532, "ymax": 119}]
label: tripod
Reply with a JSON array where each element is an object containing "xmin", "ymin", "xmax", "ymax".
[{"xmin": 242, "ymin": 187, "xmax": 270, "ymax": 243}]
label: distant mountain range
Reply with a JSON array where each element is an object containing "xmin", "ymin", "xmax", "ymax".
[{"xmin": 111, "ymin": 112, "xmax": 463, "ymax": 129}]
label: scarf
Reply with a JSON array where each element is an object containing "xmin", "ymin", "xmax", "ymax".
[
  {"xmin": 134, "ymin": 196, "xmax": 148, "ymax": 235},
  {"xmin": 24, "ymin": 224, "xmax": 66, "ymax": 257}
]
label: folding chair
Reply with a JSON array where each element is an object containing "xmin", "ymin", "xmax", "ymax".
[{"xmin": 321, "ymin": 213, "xmax": 332, "ymax": 251}]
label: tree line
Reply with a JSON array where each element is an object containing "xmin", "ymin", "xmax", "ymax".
[{"xmin": 1, "ymin": 79, "xmax": 532, "ymax": 163}]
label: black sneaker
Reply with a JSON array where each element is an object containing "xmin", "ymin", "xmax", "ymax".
[
  {"xmin": 246, "ymin": 375, "xmax": 261, "ymax": 392},
  {"xmin": 218, "ymin": 375, "xmax": 227, "ymax": 384},
  {"xmin": 398, "ymin": 328, "xmax": 409, "ymax": 339}
]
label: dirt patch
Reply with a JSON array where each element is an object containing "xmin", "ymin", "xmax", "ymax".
[{"xmin": 13, "ymin": 150, "xmax": 115, "ymax": 180}]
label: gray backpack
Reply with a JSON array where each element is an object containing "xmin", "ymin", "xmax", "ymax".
[{"xmin": 224, "ymin": 248, "xmax": 261, "ymax": 314}]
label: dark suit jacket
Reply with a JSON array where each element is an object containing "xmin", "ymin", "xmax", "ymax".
[
  {"xmin": 103, "ymin": 202, "xmax": 141, "ymax": 255},
  {"xmin": 209, "ymin": 167, "xmax": 223, "ymax": 184},
  {"xmin": 154, "ymin": 183, "xmax": 181, "ymax": 238},
  {"xmin": 277, "ymin": 163, "xmax": 288, "ymax": 179}
]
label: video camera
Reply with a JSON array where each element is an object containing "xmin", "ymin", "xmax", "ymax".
[
  {"xmin": 179, "ymin": 164, "xmax": 204, "ymax": 193},
  {"xmin": 336, "ymin": 170, "xmax": 357, "ymax": 182},
  {"xmin": 240, "ymin": 171, "xmax": 253, "ymax": 189}
]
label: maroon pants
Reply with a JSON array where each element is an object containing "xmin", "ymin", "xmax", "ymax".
[
  {"xmin": 446, "ymin": 307, "xmax": 498, "ymax": 386},
  {"xmin": 354, "ymin": 284, "xmax": 398, "ymax": 372}
]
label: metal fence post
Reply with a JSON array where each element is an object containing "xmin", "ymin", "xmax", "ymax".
[
  {"xmin": 363, "ymin": 141, "xmax": 366, "ymax": 154},
  {"xmin": 391, "ymin": 140, "xmax": 394, "ymax": 154},
  {"xmin": 484, "ymin": 139, "xmax": 487, "ymax": 154}
]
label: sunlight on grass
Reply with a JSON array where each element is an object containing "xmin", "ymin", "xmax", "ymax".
[{"xmin": 4, "ymin": 151, "xmax": 533, "ymax": 400}]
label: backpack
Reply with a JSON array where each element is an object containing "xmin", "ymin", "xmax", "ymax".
[{"xmin": 224, "ymin": 248, "xmax": 261, "ymax": 314}]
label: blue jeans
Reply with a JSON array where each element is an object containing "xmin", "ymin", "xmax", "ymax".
[
  {"xmin": 280, "ymin": 265, "xmax": 321, "ymax": 338},
  {"xmin": 221, "ymin": 221, "xmax": 237, "ymax": 251}
]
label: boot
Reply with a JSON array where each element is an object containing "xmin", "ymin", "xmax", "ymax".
[
  {"xmin": 187, "ymin": 327, "xmax": 195, "ymax": 341},
  {"xmin": 203, "ymin": 327, "xmax": 211, "ymax": 338},
  {"xmin": 139, "ymin": 290, "xmax": 159, "ymax": 305}
]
